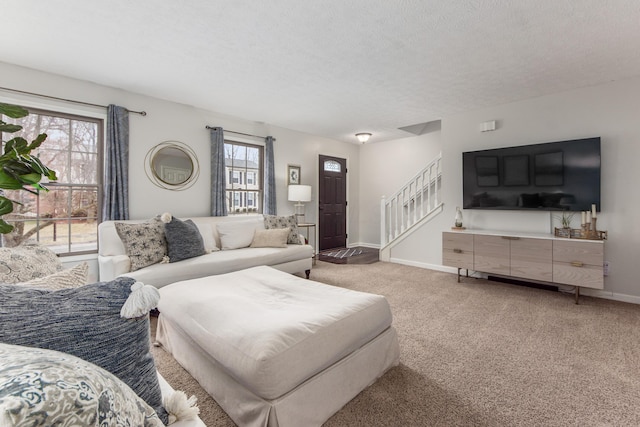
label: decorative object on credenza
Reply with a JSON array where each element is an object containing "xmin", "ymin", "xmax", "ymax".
[
  {"xmin": 287, "ymin": 164, "xmax": 301, "ymax": 185},
  {"xmin": 554, "ymin": 204, "xmax": 606, "ymax": 240},
  {"xmin": 553, "ymin": 211, "xmax": 575, "ymax": 233},
  {"xmin": 451, "ymin": 206, "xmax": 466, "ymax": 230},
  {"xmin": 144, "ymin": 141, "xmax": 199, "ymax": 190},
  {"xmin": 288, "ymin": 184, "xmax": 312, "ymax": 223}
]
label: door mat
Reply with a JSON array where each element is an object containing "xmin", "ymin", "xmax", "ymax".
[{"xmin": 319, "ymin": 248, "xmax": 363, "ymax": 259}]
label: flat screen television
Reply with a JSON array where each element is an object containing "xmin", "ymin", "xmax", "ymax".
[{"xmin": 462, "ymin": 137, "xmax": 601, "ymax": 211}]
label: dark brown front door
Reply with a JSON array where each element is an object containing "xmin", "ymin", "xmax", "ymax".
[{"xmin": 318, "ymin": 155, "xmax": 347, "ymax": 251}]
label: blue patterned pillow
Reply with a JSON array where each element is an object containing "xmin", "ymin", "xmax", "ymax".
[
  {"xmin": 0, "ymin": 278, "xmax": 168, "ymax": 424},
  {"xmin": 0, "ymin": 343, "xmax": 164, "ymax": 427}
]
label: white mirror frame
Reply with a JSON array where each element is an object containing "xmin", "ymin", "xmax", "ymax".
[{"xmin": 144, "ymin": 141, "xmax": 199, "ymax": 190}]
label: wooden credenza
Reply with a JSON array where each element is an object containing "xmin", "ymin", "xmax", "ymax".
[{"xmin": 442, "ymin": 230, "xmax": 604, "ymax": 303}]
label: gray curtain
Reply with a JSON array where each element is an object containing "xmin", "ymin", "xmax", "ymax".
[
  {"xmin": 102, "ymin": 105, "xmax": 129, "ymax": 220},
  {"xmin": 263, "ymin": 136, "xmax": 277, "ymax": 215},
  {"xmin": 210, "ymin": 127, "xmax": 228, "ymax": 216}
]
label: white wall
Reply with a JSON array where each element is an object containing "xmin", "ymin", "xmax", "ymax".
[
  {"xmin": 0, "ymin": 61, "xmax": 360, "ymax": 278},
  {"xmin": 377, "ymin": 75, "xmax": 640, "ymax": 302},
  {"xmin": 358, "ymin": 131, "xmax": 442, "ymax": 246}
]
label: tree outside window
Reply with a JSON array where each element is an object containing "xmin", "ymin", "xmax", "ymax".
[{"xmin": 0, "ymin": 108, "xmax": 102, "ymax": 255}]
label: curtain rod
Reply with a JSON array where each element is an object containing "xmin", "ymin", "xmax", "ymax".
[
  {"xmin": 205, "ymin": 125, "xmax": 266, "ymax": 139},
  {"xmin": 0, "ymin": 86, "xmax": 147, "ymax": 116}
]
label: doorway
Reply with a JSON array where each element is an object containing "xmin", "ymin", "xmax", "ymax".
[{"xmin": 318, "ymin": 155, "xmax": 347, "ymax": 251}]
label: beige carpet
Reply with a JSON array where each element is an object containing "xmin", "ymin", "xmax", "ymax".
[{"xmin": 151, "ymin": 261, "xmax": 640, "ymax": 426}]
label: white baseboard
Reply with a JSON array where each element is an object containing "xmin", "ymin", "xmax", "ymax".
[
  {"xmin": 387, "ymin": 258, "xmax": 640, "ymax": 305},
  {"xmin": 579, "ymin": 288, "xmax": 640, "ymax": 305},
  {"xmin": 389, "ymin": 258, "xmax": 456, "ymax": 274},
  {"xmin": 349, "ymin": 242, "xmax": 380, "ymax": 249}
]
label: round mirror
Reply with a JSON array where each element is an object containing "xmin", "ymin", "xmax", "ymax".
[
  {"xmin": 152, "ymin": 146, "xmax": 193, "ymax": 185},
  {"xmin": 145, "ymin": 141, "xmax": 199, "ymax": 190}
]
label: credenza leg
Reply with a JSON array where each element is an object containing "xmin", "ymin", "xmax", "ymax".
[
  {"xmin": 457, "ymin": 268, "xmax": 461, "ymax": 283},
  {"xmin": 575, "ymin": 286, "xmax": 580, "ymax": 304}
]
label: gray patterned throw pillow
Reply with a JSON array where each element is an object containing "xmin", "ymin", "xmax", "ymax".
[
  {"xmin": 0, "ymin": 277, "xmax": 168, "ymax": 424},
  {"xmin": 164, "ymin": 217, "xmax": 206, "ymax": 262},
  {"xmin": 263, "ymin": 214, "xmax": 300, "ymax": 244},
  {"xmin": 115, "ymin": 219, "xmax": 167, "ymax": 271},
  {"xmin": 0, "ymin": 343, "xmax": 164, "ymax": 427}
]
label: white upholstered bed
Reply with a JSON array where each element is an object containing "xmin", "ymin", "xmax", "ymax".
[{"xmin": 156, "ymin": 266, "xmax": 400, "ymax": 427}]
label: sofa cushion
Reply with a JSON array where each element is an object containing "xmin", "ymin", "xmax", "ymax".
[
  {"xmin": 15, "ymin": 262, "xmax": 88, "ymax": 290},
  {"xmin": 195, "ymin": 222, "xmax": 219, "ymax": 252},
  {"xmin": 165, "ymin": 217, "xmax": 206, "ymax": 262},
  {"xmin": 122, "ymin": 244, "xmax": 314, "ymax": 288},
  {"xmin": 0, "ymin": 277, "xmax": 168, "ymax": 424},
  {"xmin": 115, "ymin": 219, "xmax": 167, "ymax": 271},
  {"xmin": 216, "ymin": 219, "xmax": 265, "ymax": 250},
  {"xmin": 250, "ymin": 228, "xmax": 289, "ymax": 248},
  {"xmin": 0, "ymin": 342, "xmax": 164, "ymax": 427},
  {"xmin": 0, "ymin": 243, "xmax": 63, "ymax": 283},
  {"xmin": 263, "ymin": 215, "xmax": 301, "ymax": 244}
]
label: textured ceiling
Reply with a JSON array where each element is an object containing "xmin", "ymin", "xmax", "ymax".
[{"xmin": 2, "ymin": 1, "xmax": 640, "ymax": 144}]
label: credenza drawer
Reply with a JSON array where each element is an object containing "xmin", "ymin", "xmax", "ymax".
[
  {"xmin": 442, "ymin": 232, "xmax": 473, "ymax": 270},
  {"xmin": 552, "ymin": 262, "xmax": 604, "ymax": 289},
  {"xmin": 473, "ymin": 235, "xmax": 510, "ymax": 276},
  {"xmin": 552, "ymin": 240, "xmax": 603, "ymax": 289},
  {"xmin": 553, "ymin": 240, "xmax": 603, "ymax": 266},
  {"xmin": 510, "ymin": 238, "xmax": 553, "ymax": 282}
]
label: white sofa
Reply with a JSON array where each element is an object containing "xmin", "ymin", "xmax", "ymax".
[{"xmin": 98, "ymin": 215, "xmax": 314, "ymax": 288}]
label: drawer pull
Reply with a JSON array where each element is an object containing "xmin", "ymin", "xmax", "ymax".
[
  {"xmin": 453, "ymin": 248, "xmax": 463, "ymax": 254},
  {"xmin": 501, "ymin": 236, "xmax": 520, "ymax": 240},
  {"xmin": 571, "ymin": 261, "xmax": 584, "ymax": 267}
]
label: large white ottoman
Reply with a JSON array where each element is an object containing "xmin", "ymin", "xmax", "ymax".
[{"xmin": 156, "ymin": 266, "xmax": 400, "ymax": 427}]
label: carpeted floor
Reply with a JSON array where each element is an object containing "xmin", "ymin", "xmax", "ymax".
[{"xmin": 152, "ymin": 261, "xmax": 640, "ymax": 426}]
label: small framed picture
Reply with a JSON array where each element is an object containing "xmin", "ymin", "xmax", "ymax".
[{"xmin": 287, "ymin": 164, "xmax": 301, "ymax": 185}]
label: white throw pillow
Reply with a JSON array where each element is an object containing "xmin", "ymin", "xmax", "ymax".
[
  {"xmin": 216, "ymin": 220, "xmax": 265, "ymax": 250},
  {"xmin": 195, "ymin": 223, "xmax": 219, "ymax": 252},
  {"xmin": 15, "ymin": 262, "xmax": 88, "ymax": 290},
  {"xmin": 250, "ymin": 228, "xmax": 289, "ymax": 248}
]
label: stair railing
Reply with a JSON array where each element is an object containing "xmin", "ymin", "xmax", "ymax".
[{"xmin": 380, "ymin": 153, "xmax": 442, "ymax": 247}]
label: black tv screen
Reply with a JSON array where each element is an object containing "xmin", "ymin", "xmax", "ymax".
[{"xmin": 462, "ymin": 137, "xmax": 601, "ymax": 211}]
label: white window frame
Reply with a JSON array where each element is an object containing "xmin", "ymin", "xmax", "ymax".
[
  {"xmin": 224, "ymin": 140, "xmax": 264, "ymax": 214},
  {"xmin": 0, "ymin": 101, "xmax": 104, "ymax": 256}
]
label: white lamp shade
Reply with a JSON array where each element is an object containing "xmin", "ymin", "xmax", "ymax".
[{"xmin": 288, "ymin": 185, "xmax": 312, "ymax": 202}]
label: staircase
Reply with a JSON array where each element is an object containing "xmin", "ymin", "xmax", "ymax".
[{"xmin": 380, "ymin": 153, "xmax": 443, "ymax": 259}]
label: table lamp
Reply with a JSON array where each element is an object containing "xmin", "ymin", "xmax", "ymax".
[{"xmin": 288, "ymin": 184, "xmax": 312, "ymax": 223}]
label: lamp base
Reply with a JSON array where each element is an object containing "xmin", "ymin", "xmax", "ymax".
[{"xmin": 294, "ymin": 202, "xmax": 306, "ymax": 223}]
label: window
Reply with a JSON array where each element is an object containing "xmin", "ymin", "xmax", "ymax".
[
  {"xmin": 324, "ymin": 160, "xmax": 341, "ymax": 172},
  {"xmin": 0, "ymin": 107, "xmax": 102, "ymax": 255},
  {"xmin": 224, "ymin": 141, "xmax": 263, "ymax": 214}
]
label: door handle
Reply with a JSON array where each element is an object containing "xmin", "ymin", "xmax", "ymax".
[{"xmin": 453, "ymin": 249, "xmax": 463, "ymax": 254}]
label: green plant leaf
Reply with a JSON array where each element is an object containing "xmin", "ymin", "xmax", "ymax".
[
  {"xmin": 0, "ymin": 103, "xmax": 29, "ymax": 119},
  {"xmin": 0, "ymin": 219, "xmax": 14, "ymax": 234},
  {"xmin": 0, "ymin": 170, "xmax": 25, "ymax": 189},
  {"xmin": 27, "ymin": 133, "xmax": 48, "ymax": 150},
  {"xmin": 17, "ymin": 172, "xmax": 42, "ymax": 185},
  {"xmin": 0, "ymin": 123, "xmax": 23, "ymax": 133},
  {"xmin": 0, "ymin": 196, "xmax": 13, "ymax": 216}
]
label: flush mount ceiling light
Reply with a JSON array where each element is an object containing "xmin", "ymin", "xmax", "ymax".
[{"xmin": 356, "ymin": 133, "xmax": 372, "ymax": 144}]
